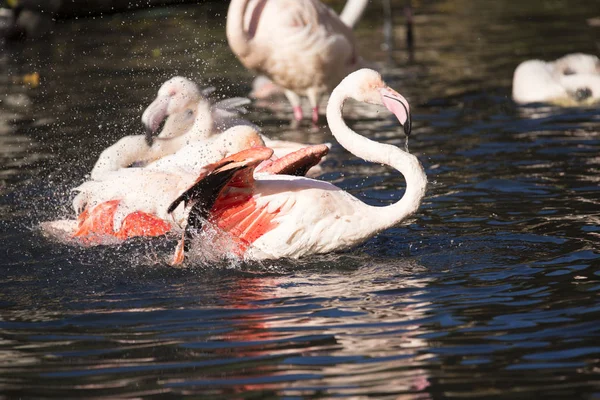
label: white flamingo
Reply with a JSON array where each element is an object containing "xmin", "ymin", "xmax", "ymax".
[
  {"xmin": 227, "ymin": 0, "xmax": 364, "ymax": 124},
  {"xmin": 249, "ymin": 0, "xmax": 369, "ymax": 100},
  {"xmin": 42, "ymin": 126, "xmax": 329, "ymax": 244},
  {"xmin": 89, "ymin": 77, "xmax": 250, "ymax": 180},
  {"xmin": 171, "ymin": 69, "xmax": 426, "ymax": 263},
  {"xmin": 142, "ymin": 77, "xmax": 329, "ymax": 172},
  {"xmin": 512, "ymin": 53, "xmax": 600, "ymax": 105},
  {"xmin": 91, "ymin": 76, "xmax": 323, "ymax": 180}
]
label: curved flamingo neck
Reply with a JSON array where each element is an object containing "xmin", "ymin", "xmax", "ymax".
[
  {"xmin": 226, "ymin": 0, "xmax": 264, "ymax": 69},
  {"xmin": 226, "ymin": 0, "xmax": 252, "ymax": 57},
  {"xmin": 326, "ymin": 83, "xmax": 427, "ymax": 231},
  {"xmin": 187, "ymin": 101, "xmax": 214, "ymax": 141},
  {"xmin": 339, "ymin": 0, "xmax": 369, "ymax": 29},
  {"xmin": 153, "ymin": 102, "xmax": 214, "ymax": 158}
]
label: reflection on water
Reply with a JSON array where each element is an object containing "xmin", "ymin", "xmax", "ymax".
[{"xmin": 1, "ymin": 0, "xmax": 600, "ymax": 398}]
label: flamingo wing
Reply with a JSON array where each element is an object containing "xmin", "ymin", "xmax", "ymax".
[
  {"xmin": 169, "ymin": 147, "xmax": 274, "ymax": 264},
  {"xmin": 73, "ymin": 200, "xmax": 172, "ymax": 244},
  {"xmin": 256, "ymin": 144, "xmax": 329, "ymax": 176},
  {"xmin": 172, "ymin": 144, "xmax": 330, "ymax": 262},
  {"xmin": 209, "ymin": 144, "xmax": 329, "ymax": 254}
]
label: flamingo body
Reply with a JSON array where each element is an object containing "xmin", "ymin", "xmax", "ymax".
[
  {"xmin": 73, "ymin": 127, "xmax": 266, "ymax": 243},
  {"xmin": 213, "ymin": 175, "xmax": 377, "ymax": 259},
  {"xmin": 227, "ymin": 0, "xmax": 362, "ymax": 122},
  {"xmin": 43, "ymin": 126, "xmax": 329, "ymax": 247},
  {"xmin": 176, "ymin": 69, "xmax": 426, "ymax": 262},
  {"xmin": 248, "ymin": 0, "xmax": 371, "ymax": 101}
]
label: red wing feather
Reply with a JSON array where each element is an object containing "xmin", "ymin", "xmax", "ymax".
[
  {"xmin": 210, "ymin": 190, "xmax": 279, "ymax": 253},
  {"xmin": 206, "ymin": 145, "xmax": 328, "ymax": 252},
  {"xmin": 257, "ymin": 144, "xmax": 329, "ymax": 176},
  {"xmin": 117, "ymin": 212, "xmax": 171, "ymax": 239},
  {"xmin": 73, "ymin": 200, "xmax": 120, "ymax": 241},
  {"xmin": 74, "ymin": 200, "xmax": 171, "ymax": 242}
]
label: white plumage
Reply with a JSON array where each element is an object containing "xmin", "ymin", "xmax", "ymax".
[
  {"xmin": 90, "ymin": 77, "xmax": 250, "ymax": 179},
  {"xmin": 183, "ymin": 69, "xmax": 426, "ymax": 261},
  {"xmin": 227, "ymin": 0, "xmax": 363, "ymax": 123},
  {"xmin": 73, "ymin": 126, "xmax": 266, "ymax": 235},
  {"xmin": 512, "ymin": 53, "xmax": 600, "ymax": 105}
]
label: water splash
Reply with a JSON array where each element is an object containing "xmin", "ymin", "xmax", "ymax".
[{"xmin": 182, "ymin": 222, "xmax": 246, "ymax": 268}]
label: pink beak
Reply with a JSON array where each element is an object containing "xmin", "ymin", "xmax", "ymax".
[
  {"xmin": 141, "ymin": 94, "xmax": 170, "ymax": 146},
  {"xmin": 379, "ymin": 87, "xmax": 412, "ymax": 136}
]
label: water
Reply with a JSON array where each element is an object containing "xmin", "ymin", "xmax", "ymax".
[{"xmin": 1, "ymin": 0, "xmax": 600, "ymax": 398}]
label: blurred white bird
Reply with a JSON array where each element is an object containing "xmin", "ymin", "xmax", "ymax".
[
  {"xmin": 248, "ymin": 0, "xmax": 370, "ymax": 101},
  {"xmin": 227, "ymin": 0, "xmax": 364, "ymax": 124},
  {"xmin": 512, "ymin": 53, "xmax": 600, "ymax": 105}
]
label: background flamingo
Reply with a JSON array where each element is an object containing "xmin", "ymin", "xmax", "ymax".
[
  {"xmin": 171, "ymin": 69, "xmax": 426, "ymax": 262},
  {"xmin": 249, "ymin": 0, "xmax": 369, "ymax": 100},
  {"xmin": 512, "ymin": 53, "xmax": 600, "ymax": 105},
  {"xmin": 227, "ymin": 0, "xmax": 364, "ymax": 124}
]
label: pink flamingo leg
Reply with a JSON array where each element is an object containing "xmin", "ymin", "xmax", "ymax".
[
  {"xmin": 307, "ymin": 88, "xmax": 321, "ymax": 125},
  {"xmin": 311, "ymin": 107, "xmax": 319, "ymax": 124},
  {"xmin": 293, "ymin": 106, "xmax": 303, "ymax": 121}
]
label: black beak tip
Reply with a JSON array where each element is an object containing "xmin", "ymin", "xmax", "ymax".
[
  {"xmin": 575, "ymin": 87, "xmax": 592, "ymax": 102},
  {"xmin": 403, "ymin": 114, "xmax": 412, "ymax": 137},
  {"xmin": 144, "ymin": 126, "xmax": 155, "ymax": 147}
]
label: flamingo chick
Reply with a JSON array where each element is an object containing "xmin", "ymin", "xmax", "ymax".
[
  {"xmin": 170, "ymin": 69, "xmax": 426, "ymax": 263},
  {"xmin": 227, "ymin": 0, "xmax": 363, "ymax": 124},
  {"xmin": 512, "ymin": 53, "xmax": 600, "ymax": 105}
]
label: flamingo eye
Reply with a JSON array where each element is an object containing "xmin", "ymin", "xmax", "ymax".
[{"xmin": 185, "ymin": 109, "xmax": 194, "ymax": 117}]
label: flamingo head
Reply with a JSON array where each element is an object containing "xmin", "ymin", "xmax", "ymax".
[
  {"xmin": 346, "ymin": 68, "xmax": 412, "ymax": 136},
  {"xmin": 554, "ymin": 53, "xmax": 600, "ymax": 76},
  {"xmin": 141, "ymin": 76, "xmax": 203, "ymax": 145},
  {"xmin": 158, "ymin": 104, "xmax": 198, "ymax": 141},
  {"xmin": 212, "ymin": 125, "xmax": 266, "ymax": 157}
]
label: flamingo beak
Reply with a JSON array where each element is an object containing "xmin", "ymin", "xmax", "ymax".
[
  {"xmin": 141, "ymin": 94, "xmax": 170, "ymax": 146},
  {"xmin": 379, "ymin": 87, "xmax": 412, "ymax": 136}
]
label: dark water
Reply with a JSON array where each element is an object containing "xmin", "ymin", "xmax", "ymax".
[{"xmin": 1, "ymin": 1, "xmax": 600, "ymax": 398}]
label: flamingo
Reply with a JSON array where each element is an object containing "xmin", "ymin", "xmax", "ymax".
[
  {"xmin": 227, "ymin": 0, "xmax": 364, "ymax": 124},
  {"xmin": 90, "ymin": 76, "xmax": 322, "ymax": 179},
  {"xmin": 136, "ymin": 76, "xmax": 329, "ymax": 174},
  {"xmin": 42, "ymin": 125, "xmax": 329, "ymax": 244},
  {"xmin": 249, "ymin": 0, "xmax": 369, "ymax": 100},
  {"xmin": 90, "ymin": 76, "xmax": 251, "ymax": 180},
  {"xmin": 512, "ymin": 53, "xmax": 600, "ymax": 105},
  {"xmin": 170, "ymin": 69, "xmax": 426, "ymax": 263}
]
